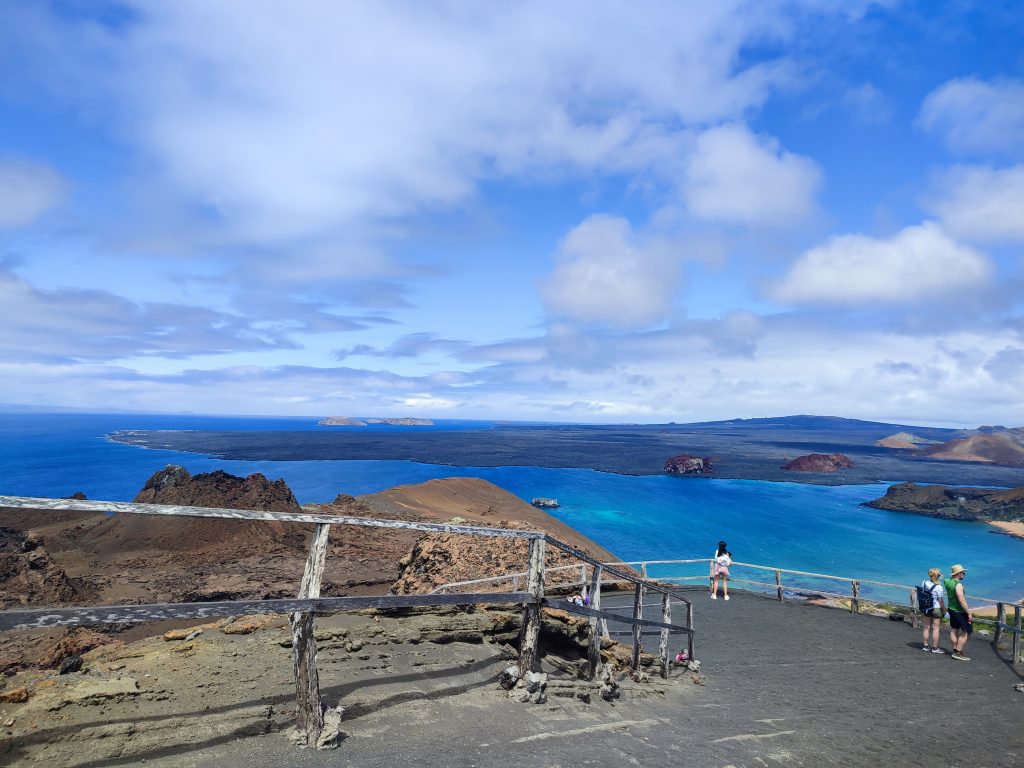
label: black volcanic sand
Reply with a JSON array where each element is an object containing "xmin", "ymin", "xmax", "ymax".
[
  {"xmin": 134, "ymin": 590, "xmax": 1022, "ymax": 768},
  {"xmin": 112, "ymin": 416, "xmax": 1024, "ymax": 486}
]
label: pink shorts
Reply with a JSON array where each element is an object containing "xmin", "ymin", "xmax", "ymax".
[{"xmin": 713, "ymin": 564, "xmax": 730, "ymax": 577}]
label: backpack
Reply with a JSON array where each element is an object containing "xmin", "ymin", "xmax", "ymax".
[{"xmin": 916, "ymin": 581, "xmax": 935, "ymax": 612}]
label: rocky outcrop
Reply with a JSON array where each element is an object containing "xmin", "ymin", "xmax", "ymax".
[
  {"xmin": 865, "ymin": 482, "xmax": 1024, "ymax": 522},
  {"xmin": 782, "ymin": 454, "xmax": 853, "ymax": 472},
  {"xmin": 367, "ymin": 417, "xmax": 434, "ymax": 426},
  {"xmin": 318, "ymin": 417, "xmax": 367, "ymax": 426},
  {"xmin": 392, "ymin": 520, "xmax": 601, "ymax": 594},
  {"xmin": 663, "ymin": 454, "xmax": 713, "ymax": 475},
  {"xmin": 0, "ymin": 527, "xmax": 81, "ymax": 609},
  {"xmin": 133, "ymin": 465, "xmax": 301, "ymax": 513}
]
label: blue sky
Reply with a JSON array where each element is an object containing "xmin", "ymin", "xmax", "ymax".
[{"xmin": 1, "ymin": 1, "xmax": 1023, "ymax": 426}]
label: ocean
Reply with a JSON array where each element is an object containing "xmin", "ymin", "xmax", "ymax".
[{"xmin": 1, "ymin": 412, "xmax": 1022, "ymax": 605}]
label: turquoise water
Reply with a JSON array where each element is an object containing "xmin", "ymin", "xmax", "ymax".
[{"xmin": 1, "ymin": 413, "xmax": 1022, "ymax": 604}]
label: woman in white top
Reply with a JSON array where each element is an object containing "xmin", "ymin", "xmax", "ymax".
[
  {"xmin": 710, "ymin": 540, "xmax": 732, "ymax": 601},
  {"xmin": 920, "ymin": 567, "xmax": 947, "ymax": 653}
]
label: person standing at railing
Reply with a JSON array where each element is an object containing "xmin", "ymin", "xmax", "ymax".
[
  {"xmin": 919, "ymin": 568, "xmax": 947, "ymax": 654},
  {"xmin": 710, "ymin": 541, "xmax": 732, "ymax": 601},
  {"xmin": 944, "ymin": 564, "xmax": 973, "ymax": 661}
]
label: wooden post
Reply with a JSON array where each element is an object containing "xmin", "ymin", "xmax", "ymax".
[
  {"xmin": 511, "ymin": 574, "xmax": 519, "ymax": 591},
  {"xmin": 686, "ymin": 601, "xmax": 694, "ymax": 661},
  {"xmin": 850, "ymin": 581, "xmax": 860, "ymax": 614},
  {"xmin": 517, "ymin": 537, "xmax": 546, "ymax": 676},
  {"xmin": 290, "ymin": 523, "xmax": 330, "ymax": 746},
  {"xmin": 587, "ymin": 564, "xmax": 604, "ymax": 678},
  {"xmin": 994, "ymin": 602, "xmax": 1005, "ymax": 646},
  {"xmin": 630, "ymin": 582, "xmax": 644, "ymax": 671},
  {"xmin": 909, "ymin": 588, "xmax": 919, "ymax": 629},
  {"xmin": 775, "ymin": 570, "xmax": 783, "ymax": 602},
  {"xmin": 1013, "ymin": 604, "xmax": 1022, "ymax": 668},
  {"xmin": 640, "ymin": 563, "xmax": 648, "ymax": 580},
  {"xmin": 580, "ymin": 564, "xmax": 589, "ymax": 603},
  {"xmin": 658, "ymin": 593, "xmax": 671, "ymax": 679}
]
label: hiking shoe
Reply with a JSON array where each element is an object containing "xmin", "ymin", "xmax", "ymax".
[
  {"xmin": 921, "ymin": 645, "xmax": 931, "ymax": 652},
  {"xmin": 951, "ymin": 652, "xmax": 971, "ymax": 661},
  {"xmin": 724, "ymin": 595, "xmax": 730, "ymax": 600},
  {"xmin": 930, "ymin": 647, "xmax": 945, "ymax": 654},
  {"xmin": 711, "ymin": 593, "xmax": 717, "ymax": 599}
]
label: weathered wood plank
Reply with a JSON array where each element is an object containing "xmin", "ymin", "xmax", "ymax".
[
  {"xmin": 658, "ymin": 592, "xmax": 671, "ymax": 678},
  {"xmin": 0, "ymin": 496, "xmax": 541, "ymax": 539},
  {"xmin": 994, "ymin": 602, "xmax": 1005, "ymax": 646},
  {"xmin": 291, "ymin": 523, "xmax": 330, "ymax": 746},
  {"xmin": 550, "ymin": 600, "xmax": 694, "ymax": 634},
  {"xmin": 631, "ymin": 583, "xmax": 644, "ymax": 671},
  {"xmin": 518, "ymin": 538, "xmax": 546, "ymax": 676},
  {"xmin": 0, "ymin": 592, "xmax": 532, "ymax": 632},
  {"xmin": 587, "ymin": 564, "xmax": 603, "ymax": 678},
  {"xmin": 1014, "ymin": 605, "xmax": 1022, "ymax": 667}
]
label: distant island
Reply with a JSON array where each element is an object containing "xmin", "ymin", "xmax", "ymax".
[
  {"xmin": 864, "ymin": 482, "xmax": 1024, "ymax": 526},
  {"xmin": 319, "ymin": 417, "xmax": 434, "ymax": 426},
  {"xmin": 782, "ymin": 453, "xmax": 854, "ymax": 472}
]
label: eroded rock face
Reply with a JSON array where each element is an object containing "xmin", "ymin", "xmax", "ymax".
[
  {"xmin": 865, "ymin": 482, "xmax": 1024, "ymax": 522},
  {"xmin": 0, "ymin": 527, "xmax": 81, "ymax": 609},
  {"xmin": 134, "ymin": 466, "xmax": 301, "ymax": 513},
  {"xmin": 663, "ymin": 454, "xmax": 713, "ymax": 475},
  {"xmin": 781, "ymin": 454, "xmax": 854, "ymax": 472},
  {"xmin": 391, "ymin": 521, "xmax": 597, "ymax": 595}
]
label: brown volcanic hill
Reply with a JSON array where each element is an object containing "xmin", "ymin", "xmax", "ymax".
[
  {"xmin": 75, "ymin": 466, "xmax": 309, "ymax": 558},
  {"xmin": 361, "ymin": 476, "xmax": 620, "ymax": 565},
  {"xmin": 0, "ymin": 527, "xmax": 82, "ymax": 609},
  {"xmin": 875, "ymin": 432, "xmax": 938, "ymax": 449},
  {"xmin": 782, "ymin": 454, "xmax": 854, "ymax": 472},
  {"xmin": 922, "ymin": 433, "xmax": 1024, "ymax": 466}
]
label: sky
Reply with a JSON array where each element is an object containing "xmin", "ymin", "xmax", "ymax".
[{"xmin": 0, "ymin": 1, "xmax": 1023, "ymax": 426}]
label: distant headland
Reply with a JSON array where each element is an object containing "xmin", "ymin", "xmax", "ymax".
[{"xmin": 318, "ymin": 416, "xmax": 435, "ymax": 426}]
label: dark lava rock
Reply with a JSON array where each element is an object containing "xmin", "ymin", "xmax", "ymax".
[
  {"xmin": 864, "ymin": 482, "xmax": 1024, "ymax": 522},
  {"xmin": 58, "ymin": 654, "xmax": 83, "ymax": 675},
  {"xmin": 663, "ymin": 454, "xmax": 713, "ymax": 475},
  {"xmin": 782, "ymin": 453, "xmax": 854, "ymax": 472},
  {"xmin": 0, "ymin": 527, "xmax": 80, "ymax": 608},
  {"xmin": 134, "ymin": 465, "xmax": 301, "ymax": 513}
]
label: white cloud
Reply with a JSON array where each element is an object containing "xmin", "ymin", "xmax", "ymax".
[
  {"xmin": 918, "ymin": 77, "xmax": 1024, "ymax": 156},
  {"xmin": 0, "ymin": 159, "xmax": 65, "ymax": 228},
  {"xmin": 772, "ymin": 222, "xmax": 993, "ymax": 305},
  {"xmin": 9, "ymin": 2, "xmax": 804, "ymax": 246},
  {"xmin": 924, "ymin": 164, "xmax": 1024, "ymax": 243},
  {"xmin": 683, "ymin": 123, "xmax": 821, "ymax": 225},
  {"xmin": 540, "ymin": 216, "xmax": 681, "ymax": 330}
]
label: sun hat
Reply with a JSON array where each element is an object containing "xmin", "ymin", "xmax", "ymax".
[{"xmin": 950, "ymin": 564, "xmax": 967, "ymax": 576}]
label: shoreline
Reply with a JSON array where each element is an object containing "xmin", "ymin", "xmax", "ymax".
[{"xmin": 990, "ymin": 520, "xmax": 1024, "ymax": 540}]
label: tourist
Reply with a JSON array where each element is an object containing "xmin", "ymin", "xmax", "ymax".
[
  {"xmin": 919, "ymin": 568, "xmax": 947, "ymax": 654},
  {"xmin": 710, "ymin": 541, "xmax": 732, "ymax": 600},
  {"xmin": 944, "ymin": 564, "xmax": 973, "ymax": 661}
]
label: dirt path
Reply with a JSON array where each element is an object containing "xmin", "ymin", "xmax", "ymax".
[{"xmin": 7, "ymin": 589, "xmax": 1015, "ymax": 768}]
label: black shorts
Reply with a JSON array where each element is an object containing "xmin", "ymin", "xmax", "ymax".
[{"xmin": 948, "ymin": 611, "xmax": 972, "ymax": 633}]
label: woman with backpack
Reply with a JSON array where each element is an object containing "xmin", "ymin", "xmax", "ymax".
[
  {"xmin": 710, "ymin": 541, "xmax": 732, "ymax": 600},
  {"xmin": 919, "ymin": 567, "xmax": 947, "ymax": 653}
]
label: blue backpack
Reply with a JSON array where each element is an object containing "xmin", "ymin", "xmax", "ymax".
[{"xmin": 916, "ymin": 581, "xmax": 935, "ymax": 612}]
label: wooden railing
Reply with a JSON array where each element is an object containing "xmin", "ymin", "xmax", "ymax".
[{"xmin": 0, "ymin": 495, "xmax": 695, "ymax": 748}]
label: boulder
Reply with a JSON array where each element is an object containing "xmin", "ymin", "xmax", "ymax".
[{"xmin": 663, "ymin": 454, "xmax": 713, "ymax": 475}]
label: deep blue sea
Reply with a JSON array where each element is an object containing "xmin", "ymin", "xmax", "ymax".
[{"xmin": 1, "ymin": 413, "xmax": 1022, "ymax": 605}]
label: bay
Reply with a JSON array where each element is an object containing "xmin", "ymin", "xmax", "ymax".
[{"xmin": 1, "ymin": 412, "xmax": 1021, "ymax": 605}]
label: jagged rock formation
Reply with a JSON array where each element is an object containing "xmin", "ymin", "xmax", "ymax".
[
  {"xmin": 864, "ymin": 482, "xmax": 1024, "ymax": 522},
  {"xmin": 663, "ymin": 454, "xmax": 713, "ymax": 475},
  {"xmin": 782, "ymin": 454, "xmax": 854, "ymax": 472},
  {"xmin": 72, "ymin": 466, "xmax": 310, "ymax": 557},
  {"xmin": 0, "ymin": 527, "xmax": 81, "ymax": 609},
  {"xmin": 392, "ymin": 520, "xmax": 600, "ymax": 595}
]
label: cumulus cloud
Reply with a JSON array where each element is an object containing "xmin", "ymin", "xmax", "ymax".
[
  {"xmin": 683, "ymin": 123, "xmax": 821, "ymax": 226},
  {"xmin": 0, "ymin": 159, "xmax": 66, "ymax": 228},
  {"xmin": 924, "ymin": 165, "xmax": 1024, "ymax": 243},
  {"xmin": 539, "ymin": 215, "xmax": 681, "ymax": 330},
  {"xmin": 334, "ymin": 333, "xmax": 469, "ymax": 361},
  {"xmin": 772, "ymin": 222, "xmax": 993, "ymax": 305},
  {"xmin": 3, "ymin": 2, "xmax": 806, "ymax": 246},
  {"xmin": 918, "ymin": 77, "xmax": 1024, "ymax": 156}
]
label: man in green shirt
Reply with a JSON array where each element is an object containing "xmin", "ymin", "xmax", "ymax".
[{"xmin": 944, "ymin": 564, "xmax": 973, "ymax": 661}]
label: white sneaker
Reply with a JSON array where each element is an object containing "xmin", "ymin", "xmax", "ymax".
[
  {"xmin": 724, "ymin": 595, "xmax": 730, "ymax": 601},
  {"xmin": 711, "ymin": 593, "xmax": 717, "ymax": 599}
]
